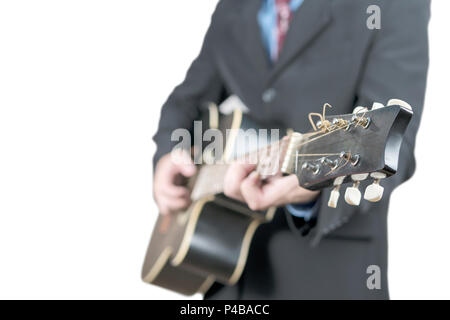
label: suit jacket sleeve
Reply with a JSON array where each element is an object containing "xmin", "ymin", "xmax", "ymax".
[
  {"xmin": 152, "ymin": 1, "xmax": 226, "ymax": 168},
  {"xmin": 312, "ymin": 0, "xmax": 430, "ymax": 245}
]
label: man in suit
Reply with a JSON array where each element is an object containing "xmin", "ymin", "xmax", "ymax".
[{"xmin": 152, "ymin": 0, "xmax": 429, "ymax": 299}]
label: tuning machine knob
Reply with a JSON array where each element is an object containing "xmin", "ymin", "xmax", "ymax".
[
  {"xmin": 387, "ymin": 99, "xmax": 412, "ymax": 111},
  {"xmin": 364, "ymin": 172, "xmax": 386, "ymax": 202},
  {"xmin": 344, "ymin": 173, "xmax": 369, "ymax": 206},
  {"xmin": 353, "ymin": 106, "xmax": 368, "ymax": 114},
  {"xmin": 328, "ymin": 176, "xmax": 346, "ymax": 208},
  {"xmin": 371, "ymin": 102, "xmax": 385, "ymax": 110}
]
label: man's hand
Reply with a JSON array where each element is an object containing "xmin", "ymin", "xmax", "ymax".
[
  {"xmin": 224, "ymin": 162, "xmax": 319, "ymax": 211},
  {"xmin": 153, "ymin": 150, "xmax": 196, "ymax": 215}
]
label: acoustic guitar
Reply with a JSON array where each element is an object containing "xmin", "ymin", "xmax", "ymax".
[{"xmin": 141, "ymin": 97, "xmax": 413, "ymax": 295}]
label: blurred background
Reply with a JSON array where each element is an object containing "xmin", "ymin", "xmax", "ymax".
[{"xmin": 0, "ymin": 0, "xmax": 449, "ymax": 299}]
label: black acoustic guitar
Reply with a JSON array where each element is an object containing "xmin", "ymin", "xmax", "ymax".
[{"xmin": 141, "ymin": 97, "xmax": 413, "ymax": 295}]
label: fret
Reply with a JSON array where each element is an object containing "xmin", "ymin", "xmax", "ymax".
[{"xmin": 190, "ymin": 136, "xmax": 293, "ymax": 201}]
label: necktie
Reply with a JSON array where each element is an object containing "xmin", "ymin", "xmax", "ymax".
[{"xmin": 275, "ymin": 0, "xmax": 292, "ymax": 59}]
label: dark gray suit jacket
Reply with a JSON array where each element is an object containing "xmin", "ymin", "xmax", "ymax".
[{"xmin": 153, "ymin": 0, "xmax": 430, "ymax": 299}]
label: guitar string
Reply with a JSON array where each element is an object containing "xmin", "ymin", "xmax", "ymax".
[
  {"xmin": 257, "ymin": 123, "xmax": 350, "ymax": 163},
  {"xmin": 219, "ymin": 104, "xmax": 369, "ymax": 165},
  {"xmin": 283, "ymin": 111, "xmax": 368, "ymax": 159},
  {"xmin": 242, "ymin": 108, "xmax": 368, "ymax": 161},
  {"xmin": 254, "ymin": 122, "xmax": 348, "ymax": 158},
  {"xmin": 256, "ymin": 118, "xmax": 366, "ymax": 177},
  {"xmin": 202, "ymin": 112, "xmax": 367, "ymax": 178},
  {"xmin": 194, "ymin": 112, "xmax": 368, "ymax": 197},
  {"xmin": 287, "ymin": 110, "xmax": 368, "ymax": 162},
  {"xmin": 254, "ymin": 124, "xmax": 351, "ymax": 177}
]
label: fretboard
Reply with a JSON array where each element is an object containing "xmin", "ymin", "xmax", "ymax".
[{"xmin": 190, "ymin": 138, "xmax": 290, "ymax": 201}]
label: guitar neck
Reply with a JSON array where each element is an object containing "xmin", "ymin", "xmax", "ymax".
[
  {"xmin": 190, "ymin": 164, "xmax": 230, "ymax": 201},
  {"xmin": 190, "ymin": 137, "xmax": 292, "ymax": 201}
]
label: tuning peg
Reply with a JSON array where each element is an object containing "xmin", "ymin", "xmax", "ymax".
[
  {"xmin": 371, "ymin": 102, "xmax": 384, "ymax": 110},
  {"xmin": 364, "ymin": 184, "xmax": 383, "ymax": 202},
  {"xmin": 387, "ymin": 99, "xmax": 412, "ymax": 111},
  {"xmin": 364, "ymin": 172, "xmax": 387, "ymax": 202},
  {"xmin": 353, "ymin": 106, "xmax": 368, "ymax": 114},
  {"xmin": 344, "ymin": 173, "xmax": 369, "ymax": 206},
  {"xmin": 320, "ymin": 157, "xmax": 338, "ymax": 169},
  {"xmin": 340, "ymin": 152, "xmax": 360, "ymax": 166},
  {"xmin": 328, "ymin": 176, "xmax": 345, "ymax": 208},
  {"xmin": 302, "ymin": 162, "xmax": 320, "ymax": 174},
  {"xmin": 328, "ymin": 190, "xmax": 340, "ymax": 208}
]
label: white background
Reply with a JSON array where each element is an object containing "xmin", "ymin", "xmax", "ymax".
[{"xmin": 0, "ymin": 1, "xmax": 448, "ymax": 300}]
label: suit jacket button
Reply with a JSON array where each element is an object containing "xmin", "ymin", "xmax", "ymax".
[{"xmin": 262, "ymin": 88, "xmax": 276, "ymax": 103}]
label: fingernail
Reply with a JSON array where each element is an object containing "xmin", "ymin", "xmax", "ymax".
[
  {"xmin": 186, "ymin": 165, "xmax": 196, "ymax": 175},
  {"xmin": 249, "ymin": 171, "xmax": 259, "ymax": 180}
]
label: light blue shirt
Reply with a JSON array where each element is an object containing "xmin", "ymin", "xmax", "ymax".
[
  {"xmin": 286, "ymin": 201, "xmax": 317, "ymax": 221},
  {"xmin": 258, "ymin": 0, "xmax": 315, "ymax": 220},
  {"xmin": 258, "ymin": 0, "xmax": 304, "ymax": 61}
]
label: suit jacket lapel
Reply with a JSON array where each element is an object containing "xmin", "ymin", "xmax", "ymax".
[
  {"xmin": 269, "ymin": 0, "xmax": 332, "ymax": 82},
  {"xmin": 231, "ymin": 0, "xmax": 271, "ymax": 75}
]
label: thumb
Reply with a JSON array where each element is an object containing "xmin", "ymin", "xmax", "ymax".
[
  {"xmin": 241, "ymin": 171, "xmax": 264, "ymax": 210},
  {"xmin": 177, "ymin": 161, "xmax": 196, "ymax": 177},
  {"xmin": 241, "ymin": 171, "xmax": 262, "ymax": 194},
  {"xmin": 246, "ymin": 171, "xmax": 261, "ymax": 186},
  {"xmin": 169, "ymin": 149, "xmax": 196, "ymax": 177}
]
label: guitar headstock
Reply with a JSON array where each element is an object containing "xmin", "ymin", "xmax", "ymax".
[{"xmin": 292, "ymin": 99, "xmax": 413, "ymax": 208}]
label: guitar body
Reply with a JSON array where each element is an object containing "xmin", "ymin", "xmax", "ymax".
[{"xmin": 142, "ymin": 105, "xmax": 280, "ymax": 295}]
